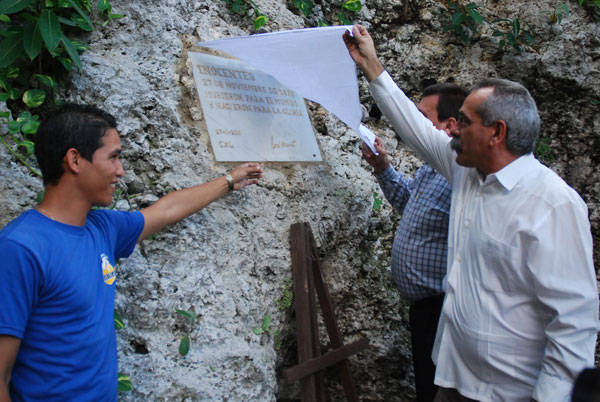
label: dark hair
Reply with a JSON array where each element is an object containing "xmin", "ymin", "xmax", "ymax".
[
  {"xmin": 34, "ymin": 103, "xmax": 117, "ymax": 186},
  {"xmin": 422, "ymin": 83, "xmax": 469, "ymax": 121},
  {"xmin": 472, "ymin": 78, "xmax": 540, "ymax": 156},
  {"xmin": 572, "ymin": 368, "xmax": 600, "ymax": 402}
]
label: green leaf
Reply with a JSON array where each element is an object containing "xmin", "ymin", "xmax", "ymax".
[
  {"xmin": 61, "ymin": 33, "xmax": 82, "ymax": 69},
  {"xmin": 58, "ymin": 16, "xmax": 77, "ymax": 26},
  {"xmin": 71, "ymin": 13, "xmax": 93, "ymax": 31},
  {"xmin": 467, "ymin": 7, "xmax": 484, "ymax": 25},
  {"xmin": 0, "ymin": 110, "xmax": 9, "ymax": 118},
  {"xmin": 117, "ymin": 373, "xmax": 132, "ymax": 392},
  {"xmin": 253, "ymin": 14, "xmax": 268, "ymax": 31},
  {"xmin": 0, "ymin": 93, "xmax": 9, "ymax": 101},
  {"xmin": 0, "ymin": 0, "xmax": 36, "ymax": 14},
  {"xmin": 0, "ymin": 13, "xmax": 10, "ymax": 22},
  {"xmin": 337, "ymin": 12, "xmax": 351, "ymax": 25},
  {"xmin": 293, "ymin": 0, "xmax": 313, "ymax": 17},
  {"xmin": 261, "ymin": 314, "xmax": 271, "ymax": 332},
  {"xmin": 97, "ymin": 0, "xmax": 110, "ymax": 12},
  {"xmin": 23, "ymin": 22, "xmax": 43, "ymax": 60},
  {"xmin": 66, "ymin": 0, "xmax": 93, "ymax": 29},
  {"xmin": 114, "ymin": 310, "xmax": 124, "ymax": 329},
  {"xmin": 22, "ymin": 89, "xmax": 46, "ymax": 107},
  {"xmin": 252, "ymin": 327, "xmax": 264, "ymax": 335},
  {"xmin": 342, "ymin": 0, "xmax": 361, "ymax": 12},
  {"xmin": 21, "ymin": 120, "xmax": 39, "ymax": 135},
  {"xmin": 19, "ymin": 139, "xmax": 35, "ymax": 154},
  {"xmin": 8, "ymin": 87, "xmax": 20, "ymax": 99},
  {"xmin": 8, "ymin": 120, "xmax": 21, "ymax": 133},
  {"xmin": 108, "ymin": 13, "xmax": 124, "ymax": 19},
  {"xmin": 34, "ymin": 74, "xmax": 57, "ymax": 88},
  {"xmin": 58, "ymin": 56, "xmax": 72, "ymax": 71},
  {"xmin": 175, "ymin": 309, "xmax": 197, "ymax": 322},
  {"xmin": 5, "ymin": 65, "xmax": 19, "ymax": 79},
  {"xmin": 179, "ymin": 335, "xmax": 190, "ymax": 356},
  {"xmin": 39, "ymin": 10, "xmax": 62, "ymax": 51},
  {"xmin": 0, "ymin": 33, "xmax": 24, "ymax": 68},
  {"xmin": 71, "ymin": 40, "xmax": 88, "ymax": 51}
]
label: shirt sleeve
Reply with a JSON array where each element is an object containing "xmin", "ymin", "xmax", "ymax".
[
  {"xmin": 369, "ymin": 71, "xmax": 456, "ymax": 184},
  {"xmin": 528, "ymin": 201, "xmax": 600, "ymax": 402},
  {"xmin": 0, "ymin": 240, "xmax": 42, "ymax": 339},
  {"xmin": 93, "ymin": 210, "xmax": 145, "ymax": 259},
  {"xmin": 375, "ymin": 164, "xmax": 415, "ymax": 212}
]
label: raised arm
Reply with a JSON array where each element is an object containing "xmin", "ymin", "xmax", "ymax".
[
  {"xmin": 342, "ymin": 24, "xmax": 384, "ymax": 82},
  {"xmin": 139, "ymin": 163, "xmax": 262, "ymax": 241},
  {"xmin": 0, "ymin": 335, "xmax": 20, "ymax": 402}
]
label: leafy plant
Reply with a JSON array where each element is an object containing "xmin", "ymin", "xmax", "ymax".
[
  {"xmin": 293, "ymin": 0, "xmax": 314, "ymax": 17},
  {"xmin": 276, "ymin": 278, "xmax": 293, "ymax": 311},
  {"xmin": 0, "ymin": 0, "xmax": 122, "ymax": 177},
  {"xmin": 535, "ymin": 137, "xmax": 555, "ymax": 165},
  {"xmin": 372, "ymin": 191, "xmax": 382, "ymax": 211},
  {"xmin": 579, "ymin": 0, "xmax": 600, "ymax": 7},
  {"xmin": 175, "ymin": 309, "xmax": 197, "ymax": 356},
  {"xmin": 443, "ymin": 1, "xmax": 485, "ymax": 44},
  {"xmin": 273, "ymin": 329, "xmax": 282, "ymax": 350},
  {"xmin": 114, "ymin": 310, "xmax": 124, "ymax": 329},
  {"xmin": 222, "ymin": 0, "xmax": 269, "ymax": 31},
  {"xmin": 491, "ymin": 17, "xmax": 536, "ymax": 54},
  {"xmin": 550, "ymin": 1, "xmax": 570, "ymax": 24},
  {"xmin": 117, "ymin": 372, "xmax": 132, "ymax": 392},
  {"xmin": 253, "ymin": 314, "xmax": 271, "ymax": 335},
  {"xmin": 336, "ymin": 0, "xmax": 361, "ymax": 25}
]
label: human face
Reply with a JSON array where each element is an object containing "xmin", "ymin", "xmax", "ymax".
[
  {"xmin": 79, "ymin": 128, "xmax": 124, "ymax": 207},
  {"xmin": 418, "ymin": 95, "xmax": 451, "ymax": 137},
  {"xmin": 449, "ymin": 87, "xmax": 496, "ymax": 170}
]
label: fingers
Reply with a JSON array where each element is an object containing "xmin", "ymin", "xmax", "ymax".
[{"xmin": 230, "ymin": 163, "xmax": 263, "ymax": 190}]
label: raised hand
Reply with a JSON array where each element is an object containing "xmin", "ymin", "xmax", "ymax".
[{"xmin": 362, "ymin": 137, "xmax": 389, "ymax": 174}]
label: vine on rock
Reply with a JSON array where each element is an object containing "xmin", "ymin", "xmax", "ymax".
[{"xmin": 0, "ymin": 0, "xmax": 123, "ymax": 177}]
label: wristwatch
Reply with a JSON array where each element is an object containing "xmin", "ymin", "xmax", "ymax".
[{"xmin": 225, "ymin": 173, "xmax": 234, "ymax": 192}]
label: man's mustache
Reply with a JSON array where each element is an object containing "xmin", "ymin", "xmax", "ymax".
[{"xmin": 450, "ymin": 138, "xmax": 462, "ymax": 153}]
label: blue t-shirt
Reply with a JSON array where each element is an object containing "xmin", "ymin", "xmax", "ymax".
[{"xmin": 0, "ymin": 209, "xmax": 144, "ymax": 401}]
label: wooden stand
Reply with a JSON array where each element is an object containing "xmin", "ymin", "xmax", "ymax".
[{"xmin": 284, "ymin": 222, "xmax": 369, "ymax": 402}]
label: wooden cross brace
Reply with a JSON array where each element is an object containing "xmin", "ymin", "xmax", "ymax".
[{"xmin": 285, "ymin": 222, "xmax": 369, "ymax": 402}]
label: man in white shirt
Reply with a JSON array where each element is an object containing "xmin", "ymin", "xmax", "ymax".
[{"xmin": 343, "ymin": 25, "xmax": 599, "ymax": 402}]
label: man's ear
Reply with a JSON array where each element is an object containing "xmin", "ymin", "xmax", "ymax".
[
  {"xmin": 64, "ymin": 148, "xmax": 83, "ymax": 174},
  {"xmin": 489, "ymin": 120, "xmax": 507, "ymax": 147},
  {"xmin": 443, "ymin": 117, "xmax": 458, "ymax": 136}
]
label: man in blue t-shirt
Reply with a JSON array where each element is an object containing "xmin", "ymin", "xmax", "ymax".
[{"xmin": 0, "ymin": 104, "xmax": 263, "ymax": 401}]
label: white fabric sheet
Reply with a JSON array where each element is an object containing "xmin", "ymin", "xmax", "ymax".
[{"xmin": 198, "ymin": 26, "xmax": 377, "ymax": 153}]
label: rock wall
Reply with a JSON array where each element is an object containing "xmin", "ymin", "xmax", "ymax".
[{"xmin": 1, "ymin": 0, "xmax": 598, "ymax": 401}]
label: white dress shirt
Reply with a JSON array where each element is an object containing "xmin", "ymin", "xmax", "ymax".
[{"xmin": 370, "ymin": 71, "xmax": 599, "ymax": 402}]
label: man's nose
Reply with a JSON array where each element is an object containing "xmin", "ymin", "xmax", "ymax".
[{"xmin": 116, "ymin": 160, "xmax": 125, "ymax": 177}]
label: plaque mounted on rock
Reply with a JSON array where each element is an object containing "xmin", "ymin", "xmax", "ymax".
[{"xmin": 189, "ymin": 52, "xmax": 322, "ymax": 162}]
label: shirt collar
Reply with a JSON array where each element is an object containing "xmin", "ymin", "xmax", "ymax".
[{"xmin": 488, "ymin": 153, "xmax": 536, "ymax": 191}]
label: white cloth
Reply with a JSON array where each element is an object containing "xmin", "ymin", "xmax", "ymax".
[
  {"xmin": 370, "ymin": 71, "xmax": 600, "ymax": 402},
  {"xmin": 197, "ymin": 27, "xmax": 378, "ymax": 153}
]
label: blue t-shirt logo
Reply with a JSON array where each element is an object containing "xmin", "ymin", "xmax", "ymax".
[{"xmin": 101, "ymin": 253, "xmax": 116, "ymax": 285}]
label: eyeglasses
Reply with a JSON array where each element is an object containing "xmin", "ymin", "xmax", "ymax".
[{"xmin": 457, "ymin": 114, "xmax": 472, "ymax": 129}]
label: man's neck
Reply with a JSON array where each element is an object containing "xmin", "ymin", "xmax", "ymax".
[{"xmin": 37, "ymin": 183, "xmax": 91, "ymax": 226}]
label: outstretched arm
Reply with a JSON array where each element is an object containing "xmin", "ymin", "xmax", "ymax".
[
  {"xmin": 139, "ymin": 163, "xmax": 262, "ymax": 241},
  {"xmin": 343, "ymin": 25, "xmax": 385, "ymax": 82}
]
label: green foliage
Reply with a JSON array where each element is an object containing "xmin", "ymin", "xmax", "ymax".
[
  {"xmin": 252, "ymin": 314, "xmax": 271, "ymax": 335},
  {"xmin": 535, "ymin": 137, "xmax": 555, "ymax": 165},
  {"xmin": 0, "ymin": 0, "xmax": 122, "ymax": 177},
  {"xmin": 222, "ymin": 0, "xmax": 268, "ymax": 31},
  {"xmin": 293, "ymin": 0, "xmax": 314, "ymax": 17},
  {"xmin": 336, "ymin": 0, "xmax": 362, "ymax": 25},
  {"xmin": 443, "ymin": 1, "xmax": 485, "ymax": 44},
  {"xmin": 276, "ymin": 277, "xmax": 293, "ymax": 311},
  {"xmin": 114, "ymin": 310, "xmax": 124, "ymax": 329},
  {"xmin": 175, "ymin": 309, "xmax": 197, "ymax": 356},
  {"xmin": 117, "ymin": 372, "xmax": 132, "ymax": 392},
  {"xmin": 178, "ymin": 335, "xmax": 190, "ymax": 356},
  {"xmin": 579, "ymin": 0, "xmax": 600, "ymax": 7},
  {"xmin": 492, "ymin": 17, "xmax": 535, "ymax": 54},
  {"xmin": 372, "ymin": 191, "xmax": 382, "ymax": 211},
  {"xmin": 273, "ymin": 329, "xmax": 282, "ymax": 350},
  {"xmin": 550, "ymin": 1, "xmax": 570, "ymax": 24}
]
